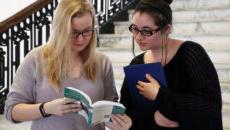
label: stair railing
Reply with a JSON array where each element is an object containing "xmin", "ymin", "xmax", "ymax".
[{"xmin": 0, "ymin": 0, "xmax": 58, "ymax": 113}]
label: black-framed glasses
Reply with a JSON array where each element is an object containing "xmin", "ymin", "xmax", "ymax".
[
  {"xmin": 128, "ymin": 24, "xmax": 160, "ymax": 37},
  {"xmin": 71, "ymin": 29, "xmax": 95, "ymax": 39}
]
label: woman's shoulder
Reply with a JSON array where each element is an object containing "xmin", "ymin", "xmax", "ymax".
[
  {"xmin": 94, "ymin": 51, "xmax": 110, "ymax": 61},
  {"xmin": 179, "ymin": 41, "xmax": 207, "ymax": 56},
  {"xmin": 22, "ymin": 46, "xmax": 44, "ymax": 63},
  {"xmin": 174, "ymin": 41, "xmax": 210, "ymax": 65},
  {"xmin": 14, "ymin": 46, "xmax": 45, "ymax": 78},
  {"xmin": 167, "ymin": 40, "xmax": 208, "ymax": 65},
  {"xmin": 94, "ymin": 51, "xmax": 112, "ymax": 66},
  {"xmin": 180, "ymin": 41, "xmax": 205, "ymax": 50},
  {"xmin": 93, "ymin": 52, "xmax": 114, "ymax": 75}
]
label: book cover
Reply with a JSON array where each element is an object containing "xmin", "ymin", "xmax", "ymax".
[
  {"xmin": 123, "ymin": 62, "xmax": 167, "ymax": 111},
  {"xmin": 64, "ymin": 87, "xmax": 126, "ymax": 126}
]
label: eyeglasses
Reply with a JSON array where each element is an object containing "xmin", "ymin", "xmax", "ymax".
[
  {"xmin": 128, "ymin": 24, "xmax": 160, "ymax": 37},
  {"xmin": 71, "ymin": 29, "xmax": 95, "ymax": 39}
]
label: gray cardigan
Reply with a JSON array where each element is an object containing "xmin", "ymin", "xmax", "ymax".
[{"xmin": 4, "ymin": 46, "xmax": 118, "ymax": 130}]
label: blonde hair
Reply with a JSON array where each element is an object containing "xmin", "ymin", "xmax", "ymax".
[{"xmin": 43, "ymin": 0, "xmax": 97, "ymax": 90}]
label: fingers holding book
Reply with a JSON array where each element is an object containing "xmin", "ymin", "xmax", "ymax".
[
  {"xmin": 105, "ymin": 114, "xmax": 132, "ymax": 130},
  {"xmin": 45, "ymin": 98, "xmax": 82, "ymax": 116},
  {"xmin": 112, "ymin": 114, "xmax": 132, "ymax": 126},
  {"xmin": 136, "ymin": 74, "xmax": 160, "ymax": 100},
  {"xmin": 63, "ymin": 98, "xmax": 82, "ymax": 113}
]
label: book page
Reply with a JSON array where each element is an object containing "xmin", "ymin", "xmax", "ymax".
[
  {"xmin": 92, "ymin": 105, "xmax": 113, "ymax": 126},
  {"xmin": 78, "ymin": 107, "xmax": 93, "ymax": 125},
  {"xmin": 91, "ymin": 101, "xmax": 126, "ymax": 126},
  {"xmin": 64, "ymin": 87, "xmax": 94, "ymax": 126}
]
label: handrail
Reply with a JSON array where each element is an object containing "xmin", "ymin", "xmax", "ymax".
[
  {"xmin": 0, "ymin": 0, "xmax": 57, "ymax": 114},
  {"xmin": 0, "ymin": 0, "xmax": 52, "ymax": 33}
]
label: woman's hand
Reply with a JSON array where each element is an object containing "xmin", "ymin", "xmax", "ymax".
[
  {"xmin": 136, "ymin": 74, "xmax": 160, "ymax": 100},
  {"xmin": 44, "ymin": 98, "xmax": 82, "ymax": 116},
  {"xmin": 105, "ymin": 114, "xmax": 132, "ymax": 130},
  {"xmin": 154, "ymin": 110, "xmax": 179, "ymax": 128}
]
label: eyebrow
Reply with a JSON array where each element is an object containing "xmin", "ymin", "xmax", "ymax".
[
  {"xmin": 132, "ymin": 24, "xmax": 157, "ymax": 30},
  {"xmin": 72, "ymin": 26, "xmax": 94, "ymax": 32}
]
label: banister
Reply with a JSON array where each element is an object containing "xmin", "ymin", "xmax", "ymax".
[{"xmin": 0, "ymin": 0, "xmax": 52, "ymax": 33}]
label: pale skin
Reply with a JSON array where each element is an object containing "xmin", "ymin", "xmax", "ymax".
[
  {"xmin": 132, "ymin": 11, "xmax": 182, "ymax": 128},
  {"xmin": 106, "ymin": 114, "xmax": 132, "ymax": 130},
  {"xmin": 12, "ymin": 12, "xmax": 131, "ymax": 130},
  {"xmin": 12, "ymin": 98, "xmax": 82, "ymax": 121}
]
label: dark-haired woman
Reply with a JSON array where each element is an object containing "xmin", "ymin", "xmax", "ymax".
[{"xmin": 120, "ymin": 0, "xmax": 223, "ymax": 130}]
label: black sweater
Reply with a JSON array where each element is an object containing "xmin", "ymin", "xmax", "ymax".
[{"xmin": 120, "ymin": 41, "xmax": 223, "ymax": 130}]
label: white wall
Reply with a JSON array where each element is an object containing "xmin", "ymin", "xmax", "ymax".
[{"xmin": 0, "ymin": 0, "xmax": 36, "ymax": 22}]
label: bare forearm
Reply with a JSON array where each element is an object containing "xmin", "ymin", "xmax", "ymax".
[{"xmin": 12, "ymin": 103, "xmax": 42, "ymax": 121}]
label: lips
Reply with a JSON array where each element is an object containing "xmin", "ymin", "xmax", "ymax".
[
  {"xmin": 72, "ymin": 42, "xmax": 85, "ymax": 46},
  {"xmin": 137, "ymin": 42, "xmax": 146, "ymax": 47}
]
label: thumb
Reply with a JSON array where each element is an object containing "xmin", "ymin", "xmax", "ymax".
[{"xmin": 146, "ymin": 74, "xmax": 157, "ymax": 83}]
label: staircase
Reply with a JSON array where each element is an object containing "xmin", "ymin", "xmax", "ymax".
[
  {"xmin": 0, "ymin": 0, "xmax": 229, "ymax": 129},
  {"xmin": 97, "ymin": 0, "xmax": 230, "ymax": 129}
]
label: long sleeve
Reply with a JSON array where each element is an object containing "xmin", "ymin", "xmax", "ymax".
[
  {"xmin": 155, "ymin": 42, "xmax": 222, "ymax": 128},
  {"xmin": 4, "ymin": 49, "xmax": 37, "ymax": 122}
]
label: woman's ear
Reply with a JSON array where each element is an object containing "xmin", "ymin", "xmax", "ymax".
[{"xmin": 164, "ymin": 24, "xmax": 172, "ymax": 35}]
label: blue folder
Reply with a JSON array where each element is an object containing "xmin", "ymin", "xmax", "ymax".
[{"xmin": 123, "ymin": 62, "xmax": 167, "ymax": 111}]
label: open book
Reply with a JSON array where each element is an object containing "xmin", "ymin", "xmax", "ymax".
[
  {"xmin": 64, "ymin": 87, "xmax": 126, "ymax": 126},
  {"xmin": 123, "ymin": 62, "xmax": 167, "ymax": 111}
]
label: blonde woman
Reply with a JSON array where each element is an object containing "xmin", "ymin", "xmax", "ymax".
[{"xmin": 4, "ymin": 0, "xmax": 131, "ymax": 130}]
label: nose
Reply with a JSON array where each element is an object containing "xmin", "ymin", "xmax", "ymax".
[
  {"xmin": 134, "ymin": 32, "xmax": 143, "ymax": 41},
  {"xmin": 75, "ymin": 34, "xmax": 84, "ymax": 41}
]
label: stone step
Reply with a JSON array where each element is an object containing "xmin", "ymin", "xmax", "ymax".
[
  {"xmin": 173, "ymin": 8, "xmax": 230, "ymax": 23},
  {"xmin": 98, "ymin": 34, "xmax": 132, "ymax": 49},
  {"xmin": 215, "ymin": 65, "xmax": 230, "ymax": 84},
  {"xmin": 0, "ymin": 116, "xmax": 31, "ymax": 130},
  {"xmin": 128, "ymin": 8, "xmax": 230, "ymax": 23},
  {"xmin": 171, "ymin": 0, "xmax": 230, "ymax": 10},
  {"xmin": 127, "ymin": 0, "xmax": 230, "ymax": 12},
  {"xmin": 175, "ymin": 36, "xmax": 230, "ymax": 52},
  {"xmin": 223, "ymin": 103, "xmax": 230, "ymax": 129},
  {"xmin": 99, "ymin": 34, "xmax": 230, "ymax": 52},
  {"xmin": 208, "ymin": 52, "xmax": 230, "ymax": 64},
  {"xmin": 113, "ymin": 21, "xmax": 230, "ymax": 36},
  {"xmin": 173, "ymin": 21, "xmax": 230, "ymax": 36}
]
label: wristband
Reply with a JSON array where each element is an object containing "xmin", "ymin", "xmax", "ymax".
[{"xmin": 39, "ymin": 102, "xmax": 51, "ymax": 117}]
